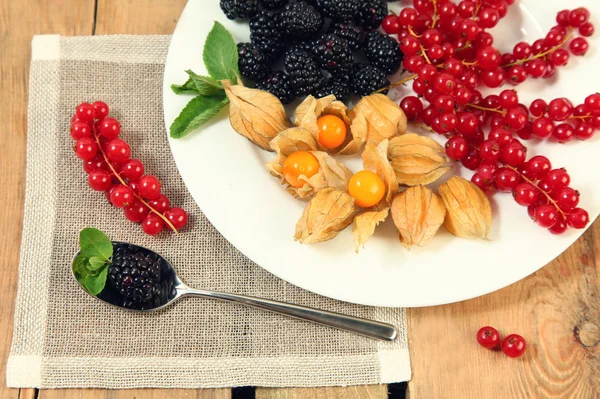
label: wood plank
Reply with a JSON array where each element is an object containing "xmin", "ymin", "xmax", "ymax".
[
  {"xmin": 256, "ymin": 385, "xmax": 388, "ymax": 399},
  {"xmin": 19, "ymin": 389, "xmax": 36, "ymax": 399},
  {"xmin": 0, "ymin": 1, "xmax": 96, "ymax": 399},
  {"xmin": 39, "ymin": 389, "xmax": 231, "ymax": 399},
  {"xmin": 407, "ymin": 218, "xmax": 600, "ymax": 399}
]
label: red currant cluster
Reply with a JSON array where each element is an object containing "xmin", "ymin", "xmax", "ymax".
[
  {"xmin": 477, "ymin": 326, "xmax": 526, "ymax": 358},
  {"xmin": 71, "ymin": 101, "xmax": 188, "ymax": 236},
  {"xmin": 382, "ymin": 1, "xmax": 593, "ymax": 234}
]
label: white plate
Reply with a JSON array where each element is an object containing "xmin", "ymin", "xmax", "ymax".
[{"xmin": 163, "ymin": 0, "xmax": 600, "ymax": 307}]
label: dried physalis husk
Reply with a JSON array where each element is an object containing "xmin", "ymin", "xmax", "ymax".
[
  {"xmin": 349, "ymin": 93, "xmax": 407, "ymax": 146},
  {"xmin": 266, "ymin": 129, "xmax": 353, "ymax": 198},
  {"xmin": 362, "ymin": 139, "xmax": 399, "ymax": 206},
  {"xmin": 223, "ymin": 80, "xmax": 292, "ymax": 151},
  {"xmin": 295, "ymin": 95, "xmax": 365, "ymax": 155},
  {"xmin": 352, "ymin": 208, "xmax": 389, "ymax": 253},
  {"xmin": 388, "ymin": 133, "xmax": 451, "ymax": 186},
  {"xmin": 391, "ymin": 185, "xmax": 446, "ymax": 249},
  {"xmin": 438, "ymin": 176, "xmax": 492, "ymax": 239},
  {"xmin": 294, "ymin": 188, "xmax": 357, "ymax": 244}
]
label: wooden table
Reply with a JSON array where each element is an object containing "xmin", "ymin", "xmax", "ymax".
[{"xmin": 1, "ymin": 1, "xmax": 599, "ymax": 398}]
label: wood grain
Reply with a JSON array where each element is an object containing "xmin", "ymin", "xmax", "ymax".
[
  {"xmin": 407, "ymin": 219, "xmax": 600, "ymax": 399},
  {"xmin": 38, "ymin": 389, "xmax": 231, "ymax": 399},
  {"xmin": 0, "ymin": 1, "xmax": 96, "ymax": 399},
  {"xmin": 256, "ymin": 385, "xmax": 388, "ymax": 399}
]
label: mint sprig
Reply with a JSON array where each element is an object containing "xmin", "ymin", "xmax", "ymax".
[
  {"xmin": 73, "ymin": 228, "xmax": 113, "ymax": 296},
  {"xmin": 170, "ymin": 21, "xmax": 239, "ymax": 139}
]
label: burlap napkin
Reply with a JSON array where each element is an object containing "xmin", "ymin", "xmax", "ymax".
[{"xmin": 7, "ymin": 35, "xmax": 411, "ymax": 389}]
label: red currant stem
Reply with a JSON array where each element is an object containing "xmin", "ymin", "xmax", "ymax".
[
  {"xmin": 91, "ymin": 125, "xmax": 179, "ymax": 233},
  {"xmin": 420, "ymin": 45, "xmax": 433, "ymax": 64},
  {"xmin": 430, "ymin": 0, "xmax": 438, "ymax": 28},
  {"xmin": 408, "ymin": 25, "xmax": 422, "ymax": 38},
  {"xmin": 568, "ymin": 114, "xmax": 592, "ymax": 120},
  {"xmin": 472, "ymin": 0, "xmax": 483, "ymax": 20},
  {"xmin": 462, "ymin": 60, "xmax": 477, "ymax": 67},
  {"xmin": 503, "ymin": 30, "xmax": 574, "ymax": 67},
  {"xmin": 377, "ymin": 73, "xmax": 418, "ymax": 92},
  {"xmin": 454, "ymin": 44, "xmax": 472, "ymax": 53},
  {"xmin": 466, "ymin": 103, "xmax": 506, "ymax": 115},
  {"xmin": 504, "ymin": 164, "xmax": 566, "ymax": 219}
]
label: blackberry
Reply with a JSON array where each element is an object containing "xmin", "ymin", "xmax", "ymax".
[
  {"xmin": 315, "ymin": 0, "xmax": 360, "ymax": 20},
  {"xmin": 351, "ymin": 64, "xmax": 389, "ymax": 96},
  {"xmin": 257, "ymin": 71, "xmax": 295, "ymax": 104},
  {"xmin": 250, "ymin": 10, "xmax": 285, "ymax": 61},
  {"xmin": 328, "ymin": 20, "xmax": 366, "ymax": 50},
  {"xmin": 260, "ymin": 0, "xmax": 288, "ymax": 9},
  {"xmin": 220, "ymin": 0, "xmax": 259, "ymax": 20},
  {"xmin": 284, "ymin": 48, "xmax": 324, "ymax": 97},
  {"xmin": 315, "ymin": 76, "xmax": 351, "ymax": 102},
  {"xmin": 237, "ymin": 42, "xmax": 271, "ymax": 81},
  {"xmin": 311, "ymin": 34, "xmax": 354, "ymax": 75},
  {"xmin": 281, "ymin": 1, "xmax": 324, "ymax": 39},
  {"xmin": 355, "ymin": 0, "xmax": 387, "ymax": 29},
  {"xmin": 107, "ymin": 244, "xmax": 163, "ymax": 307},
  {"xmin": 364, "ymin": 31, "xmax": 403, "ymax": 74}
]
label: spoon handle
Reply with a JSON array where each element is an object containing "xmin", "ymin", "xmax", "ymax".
[{"xmin": 179, "ymin": 288, "xmax": 397, "ymax": 341}]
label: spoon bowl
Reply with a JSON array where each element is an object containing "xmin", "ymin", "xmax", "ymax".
[{"xmin": 72, "ymin": 241, "xmax": 398, "ymax": 341}]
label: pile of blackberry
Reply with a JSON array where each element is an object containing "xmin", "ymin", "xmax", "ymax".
[
  {"xmin": 106, "ymin": 243, "xmax": 169, "ymax": 309},
  {"xmin": 221, "ymin": 0, "xmax": 403, "ymax": 104}
]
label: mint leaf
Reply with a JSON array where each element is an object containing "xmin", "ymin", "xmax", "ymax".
[
  {"xmin": 170, "ymin": 93, "xmax": 229, "ymax": 139},
  {"xmin": 83, "ymin": 267, "xmax": 109, "ymax": 296},
  {"xmin": 171, "ymin": 78, "xmax": 198, "ymax": 95},
  {"xmin": 203, "ymin": 21, "xmax": 239, "ymax": 82},
  {"xmin": 79, "ymin": 228, "xmax": 113, "ymax": 261},
  {"xmin": 88, "ymin": 256, "xmax": 108, "ymax": 271},
  {"xmin": 186, "ymin": 70, "xmax": 223, "ymax": 96},
  {"xmin": 72, "ymin": 253, "xmax": 89, "ymax": 282}
]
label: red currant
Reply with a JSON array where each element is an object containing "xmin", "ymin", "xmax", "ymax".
[
  {"xmin": 76, "ymin": 102, "xmax": 95, "ymax": 124},
  {"xmin": 461, "ymin": 149, "xmax": 483, "ymax": 171},
  {"xmin": 121, "ymin": 159, "xmax": 145, "ymax": 181},
  {"xmin": 555, "ymin": 187, "xmax": 580, "ymax": 211},
  {"xmin": 525, "ymin": 156, "xmax": 551, "ymax": 180},
  {"xmin": 445, "ymin": 136, "xmax": 469, "ymax": 160},
  {"xmin": 501, "ymin": 141, "xmax": 526, "ymax": 166},
  {"xmin": 399, "ymin": 8, "xmax": 418, "ymax": 27},
  {"xmin": 124, "ymin": 200, "xmax": 150, "ymax": 223},
  {"xmin": 575, "ymin": 123, "xmax": 595, "ymax": 140},
  {"xmin": 547, "ymin": 98, "xmax": 573, "ymax": 121},
  {"xmin": 71, "ymin": 121, "xmax": 92, "ymax": 140},
  {"xmin": 504, "ymin": 107, "xmax": 528, "ymax": 130},
  {"xmin": 501, "ymin": 334, "xmax": 526, "ymax": 358},
  {"xmin": 400, "ymin": 36, "xmax": 421, "ymax": 55},
  {"xmin": 569, "ymin": 7, "xmax": 590, "ymax": 28},
  {"xmin": 88, "ymin": 170, "xmax": 112, "ymax": 191},
  {"xmin": 477, "ymin": 46, "xmax": 501, "ymax": 70},
  {"xmin": 148, "ymin": 194, "xmax": 171, "ymax": 214},
  {"xmin": 579, "ymin": 22, "xmax": 595, "ymax": 37},
  {"xmin": 382, "ymin": 15, "xmax": 401, "ymax": 34},
  {"xmin": 534, "ymin": 205, "xmax": 559, "ymax": 228},
  {"xmin": 567, "ymin": 208, "xmax": 589, "ymax": 229},
  {"xmin": 471, "ymin": 173, "xmax": 491, "ymax": 191},
  {"xmin": 552, "ymin": 123, "xmax": 575, "ymax": 142},
  {"xmin": 479, "ymin": 8, "xmax": 500, "ymax": 28},
  {"xmin": 477, "ymin": 326, "xmax": 501, "ymax": 349},
  {"xmin": 99, "ymin": 117, "xmax": 121, "ymax": 140},
  {"xmin": 142, "ymin": 214, "xmax": 164, "ymax": 236},
  {"xmin": 477, "ymin": 162, "xmax": 499, "ymax": 181},
  {"xmin": 479, "ymin": 139, "xmax": 501, "ymax": 162},
  {"xmin": 489, "ymin": 129, "xmax": 513, "ymax": 148},
  {"xmin": 105, "ymin": 138, "xmax": 131, "ymax": 164},
  {"xmin": 495, "ymin": 168, "xmax": 521, "ymax": 191},
  {"xmin": 164, "ymin": 207, "xmax": 189, "ymax": 230},
  {"xmin": 513, "ymin": 183, "xmax": 540, "ymax": 206},
  {"xmin": 549, "ymin": 215, "xmax": 568, "ymax": 235},
  {"xmin": 542, "ymin": 168, "xmax": 570, "ymax": 192},
  {"xmin": 584, "ymin": 93, "xmax": 600, "ymax": 112},
  {"xmin": 138, "ymin": 175, "xmax": 161, "ymax": 200},
  {"xmin": 531, "ymin": 117, "xmax": 554, "ymax": 139},
  {"xmin": 433, "ymin": 73, "xmax": 456, "ymax": 94},
  {"xmin": 507, "ymin": 65, "xmax": 527, "ymax": 84},
  {"xmin": 92, "ymin": 101, "xmax": 109, "ymax": 120},
  {"xmin": 109, "ymin": 185, "xmax": 135, "ymax": 208},
  {"xmin": 481, "ymin": 67, "xmax": 506, "ymax": 88},
  {"xmin": 74, "ymin": 137, "xmax": 98, "ymax": 161},
  {"xmin": 529, "ymin": 99, "xmax": 547, "ymax": 117},
  {"xmin": 570, "ymin": 37, "xmax": 589, "ymax": 56}
]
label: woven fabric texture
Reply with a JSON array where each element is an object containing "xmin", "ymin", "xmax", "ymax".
[{"xmin": 7, "ymin": 35, "xmax": 411, "ymax": 389}]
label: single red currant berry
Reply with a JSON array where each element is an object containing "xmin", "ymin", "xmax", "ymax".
[
  {"xmin": 459, "ymin": 70, "xmax": 479, "ymax": 89},
  {"xmin": 501, "ymin": 334, "xmax": 526, "ymax": 358},
  {"xmin": 142, "ymin": 214, "xmax": 164, "ymax": 236},
  {"xmin": 164, "ymin": 207, "xmax": 189, "ymax": 230},
  {"xmin": 542, "ymin": 169, "xmax": 570, "ymax": 192},
  {"xmin": 584, "ymin": 93, "xmax": 600, "ymax": 112},
  {"xmin": 551, "ymin": 49, "xmax": 570, "ymax": 66},
  {"xmin": 88, "ymin": 169, "xmax": 112, "ymax": 191},
  {"xmin": 92, "ymin": 101, "xmax": 109, "ymax": 120},
  {"xmin": 421, "ymin": 28, "xmax": 442, "ymax": 46},
  {"xmin": 478, "ymin": 139, "xmax": 501, "ymax": 162},
  {"xmin": 148, "ymin": 194, "xmax": 171, "ymax": 214},
  {"xmin": 556, "ymin": 9, "xmax": 570, "ymax": 26},
  {"xmin": 535, "ymin": 205, "xmax": 559, "ymax": 228},
  {"xmin": 105, "ymin": 138, "xmax": 131, "ymax": 164},
  {"xmin": 382, "ymin": 15, "xmax": 401, "ymax": 34},
  {"xmin": 505, "ymin": 107, "xmax": 528, "ymax": 130},
  {"xmin": 507, "ymin": 65, "xmax": 527, "ymax": 85},
  {"xmin": 575, "ymin": 123, "xmax": 595, "ymax": 140},
  {"xmin": 398, "ymin": 8, "xmax": 418, "ymax": 27},
  {"xmin": 74, "ymin": 137, "xmax": 98, "ymax": 161},
  {"xmin": 138, "ymin": 175, "xmax": 161, "ymax": 200},
  {"xmin": 445, "ymin": 136, "xmax": 468, "ymax": 160},
  {"xmin": 83, "ymin": 155, "xmax": 108, "ymax": 174},
  {"xmin": 513, "ymin": 42, "xmax": 532, "ymax": 59},
  {"xmin": 109, "ymin": 185, "xmax": 135, "ymax": 208},
  {"xmin": 543, "ymin": 62, "xmax": 556, "ymax": 79},
  {"xmin": 498, "ymin": 89, "xmax": 518, "ymax": 109},
  {"xmin": 555, "ymin": 187, "xmax": 580, "ymax": 211},
  {"xmin": 489, "ymin": 129, "xmax": 513, "ymax": 148},
  {"xmin": 531, "ymin": 117, "xmax": 554, "ymax": 139},
  {"xmin": 548, "ymin": 98, "xmax": 573, "ymax": 121},
  {"xmin": 438, "ymin": 113, "xmax": 458, "ymax": 132},
  {"xmin": 457, "ymin": 112, "xmax": 480, "ymax": 135},
  {"xmin": 459, "ymin": 19, "xmax": 480, "ymax": 41},
  {"xmin": 124, "ymin": 200, "xmax": 150, "ymax": 223},
  {"xmin": 552, "ymin": 123, "xmax": 575, "ymax": 142},
  {"xmin": 529, "ymin": 99, "xmax": 547, "ymax": 117},
  {"xmin": 526, "ymin": 156, "xmax": 551, "ymax": 180},
  {"xmin": 121, "ymin": 159, "xmax": 145, "ymax": 181},
  {"xmin": 483, "ymin": 94, "xmax": 501, "ymax": 110},
  {"xmin": 71, "ymin": 121, "xmax": 92, "ymax": 140},
  {"xmin": 517, "ymin": 123, "xmax": 534, "ymax": 140},
  {"xmin": 513, "ymin": 183, "xmax": 540, "ymax": 207},
  {"xmin": 549, "ymin": 215, "xmax": 568, "ymax": 235},
  {"xmin": 461, "ymin": 149, "xmax": 482, "ymax": 171},
  {"xmin": 477, "ymin": 326, "xmax": 501, "ymax": 349},
  {"xmin": 495, "ymin": 168, "xmax": 521, "ymax": 191},
  {"xmin": 476, "ymin": 45, "xmax": 501, "ymax": 70},
  {"xmin": 471, "ymin": 173, "xmax": 491, "ymax": 191},
  {"xmin": 76, "ymin": 102, "xmax": 95, "ymax": 123},
  {"xmin": 501, "ymin": 141, "xmax": 526, "ymax": 166},
  {"xmin": 400, "ymin": 96, "xmax": 423, "ymax": 120},
  {"xmin": 567, "ymin": 208, "xmax": 590, "ymax": 229},
  {"xmin": 481, "ymin": 67, "xmax": 506, "ymax": 88},
  {"xmin": 527, "ymin": 59, "xmax": 547, "ymax": 78},
  {"xmin": 579, "ymin": 22, "xmax": 595, "ymax": 37},
  {"xmin": 478, "ymin": 8, "xmax": 500, "ymax": 28},
  {"xmin": 569, "ymin": 7, "xmax": 590, "ymax": 28},
  {"xmin": 570, "ymin": 37, "xmax": 589, "ymax": 56},
  {"xmin": 99, "ymin": 117, "xmax": 121, "ymax": 139},
  {"xmin": 433, "ymin": 73, "xmax": 456, "ymax": 94},
  {"xmin": 403, "ymin": 55, "xmax": 426, "ymax": 73},
  {"xmin": 477, "ymin": 162, "xmax": 499, "ymax": 181},
  {"xmin": 454, "ymin": 87, "xmax": 472, "ymax": 105}
]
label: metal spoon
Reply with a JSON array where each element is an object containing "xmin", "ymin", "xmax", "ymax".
[{"xmin": 72, "ymin": 242, "xmax": 397, "ymax": 341}]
